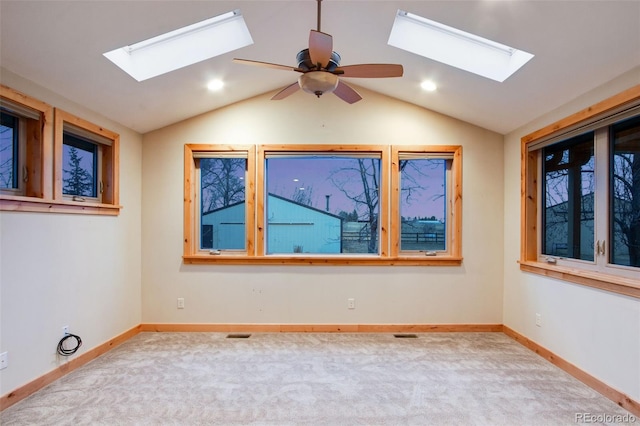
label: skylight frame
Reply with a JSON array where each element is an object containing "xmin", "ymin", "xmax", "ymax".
[
  {"xmin": 104, "ymin": 10, "xmax": 253, "ymax": 82},
  {"xmin": 388, "ymin": 10, "xmax": 534, "ymax": 82}
]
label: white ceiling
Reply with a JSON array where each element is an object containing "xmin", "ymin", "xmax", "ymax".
[{"xmin": 1, "ymin": 1, "xmax": 639, "ymax": 135}]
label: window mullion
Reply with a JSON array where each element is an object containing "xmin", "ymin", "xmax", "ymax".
[{"xmin": 594, "ymin": 128, "xmax": 609, "ymax": 271}]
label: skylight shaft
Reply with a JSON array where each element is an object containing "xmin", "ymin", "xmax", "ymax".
[
  {"xmin": 125, "ymin": 11, "xmax": 239, "ymax": 54},
  {"xmin": 104, "ymin": 10, "xmax": 253, "ymax": 81},
  {"xmin": 388, "ymin": 10, "xmax": 533, "ymax": 82},
  {"xmin": 402, "ymin": 12, "xmax": 515, "ymax": 57}
]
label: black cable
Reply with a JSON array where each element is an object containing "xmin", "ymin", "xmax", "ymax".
[{"xmin": 57, "ymin": 333, "xmax": 82, "ymax": 356}]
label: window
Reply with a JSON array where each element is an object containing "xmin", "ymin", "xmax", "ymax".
[
  {"xmin": 1, "ymin": 86, "xmax": 120, "ymax": 215},
  {"xmin": 0, "ymin": 85, "xmax": 53, "ymax": 201},
  {"xmin": 62, "ymin": 133, "xmax": 98, "ymax": 199},
  {"xmin": 521, "ymin": 85, "xmax": 640, "ymax": 298},
  {"xmin": 264, "ymin": 153, "xmax": 381, "ymax": 255},
  {"xmin": 610, "ymin": 116, "xmax": 640, "ymax": 268},
  {"xmin": 542, "ymin": 132, "xmax": 595, "ymax": 262},
  {"xmin": 0, "ymin": 111, "xmax": 20, "ymax": 191},
  {"xmin": 185, "ymin": 145, "xmax": 255, "ymax": 256},
  {"xmin": 199, "ymin": 155, "xmax": 248, "ymax": 251},
  {"xmin": 184, "ymin": 144, "xmax": 462, "ymax": 265},
  {"xmin": 54, "ymin": 109, "xmax": 120, "ymax": 212}
]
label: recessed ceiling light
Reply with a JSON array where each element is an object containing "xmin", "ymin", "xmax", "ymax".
[
  {"xmin": 104, "ymin": 10, "xmax": 253, "ymax": 81},
  {"xmin": 421, "ymin": 80, "xmax": 437, "ymax": 91},
  {"xmin": 388, "ymin": 10, "xmax": 533, "ymax": 82},
  {"xmin": 207, "ymin": 79, "xmax": 224, "ymax": 91}
]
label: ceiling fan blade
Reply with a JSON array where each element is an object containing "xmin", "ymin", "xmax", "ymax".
[
  {"xmin": 309, "ymin": 30, "xmax": 333, "ymax": 68},
  {"xmin": 333, "ymin": 81, "xmax": 362, "ymax": 104},
  {"xmin": 233, "ymin": 58, "xmax": 300, "ymax": 72},
  {"xmin": 271, "ymin": 82, "xmax": 300, "ymax": 100},
  {"xmin": 335, "ymin": 64, "xmax": 404, "ymax": 78}
]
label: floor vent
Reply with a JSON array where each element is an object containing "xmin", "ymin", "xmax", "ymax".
[
  {"xmin": 393, "ymin": 334, "xmax": 418, "ymax": 338},
  {"xmin": 226, "ymin": 333, "xmax": 251, "ymax": 339}
]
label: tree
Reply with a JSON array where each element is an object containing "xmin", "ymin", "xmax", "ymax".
[
  {"xmin": 201, "ymin": 158, "xmax": 246, "ymax": 212},
  {"xmin": 330, "ymin": 159, "xmax": 380, "ymax": 253},
  {"xmin": 543, "ymin": 143, "xmax": 595, "ymax": 259},
  {"xmin": 63, "ymin": 146, "xmax": 94, "ymax": 196},
  {"xmin": 292, "ymin": 184, "xmax": 313, "ymax": 206},
  {"xmin": 612, "ymin": 151, "xmax": 640, "ymax": 266},
  {"xmin": 399, "ymin": 159, "xmax": 442, "ymax": 203},
  {"xmin": 0, "ymin": 120, "xmax": 17, "ymax": 188},
  {"xmin": 338, "ymin": 209, "xmax": 358, "ymax": 222}
]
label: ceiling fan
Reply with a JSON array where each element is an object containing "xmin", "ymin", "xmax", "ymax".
[{"xmin": 233, "ymin": 0, "xmax": 403, "ymax": 104}]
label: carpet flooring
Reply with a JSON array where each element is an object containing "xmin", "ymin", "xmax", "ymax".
[{"xmin": 1, "ymin": 332, "xmax": 636, "ymax": 425}]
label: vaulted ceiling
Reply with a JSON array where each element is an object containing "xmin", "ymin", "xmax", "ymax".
[{"xmin": 1, "ymin": 1, "xmax": 639, "ymax": 135}]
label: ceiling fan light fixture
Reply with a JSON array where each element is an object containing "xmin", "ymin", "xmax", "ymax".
[{"xmin": 298, "ymin": 71, "xmax": 338, "ymax": 97}]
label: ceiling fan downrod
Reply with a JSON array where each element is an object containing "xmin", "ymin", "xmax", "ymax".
[{"xmin": 317, "ymin": 0, "xmax": 322, "ymax": 32}]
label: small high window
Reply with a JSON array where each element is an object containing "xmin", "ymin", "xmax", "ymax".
[
  {"xmin": 0, "ymin": 111, "xmax": 20, "ymax": 191},
  {"xmin": 0, "ymin": 85, "xmax": 53, "ymax": 201},
  {"xmin": 0, "ymin": 86, "xmax": 120, "ymax": 215},
  {"xmin": 54, "ymin": 109, "xmax": 120, "ymax": 211},
  {"xmin": 62, "ymin": 133, "xmax": 98, "ymax": 199}
]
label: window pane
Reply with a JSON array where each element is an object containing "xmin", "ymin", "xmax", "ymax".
[
  {"xmin": 0, "ymin": 112, "xmax": 19, "ymax": 189},
  {"xmin": 542, "ymin": 132, "xmax": 595, "ymax": 261},
  {"xmin": 63, "ymin": 133, "xmax": 97, "ymax": 197},
  {"xmin": 611, "ymin": 116, "xmax": 640, "ymax": 267},
  {"xmin": 265, "ymin": 156, "xmax": 381, "ymax": 254},
  {"xmin": 399, "ymin": 158, "xmax": 446, "ymax": 251},
  {"xmin": 200, "ymin": 157, "xmax": 247, "ymax": 250}
]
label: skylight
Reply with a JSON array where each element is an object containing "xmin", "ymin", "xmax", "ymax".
[
  {"xmin": 104, "ymin": 10, "xmax": 253, "ymax": 82},
  {"xmin": 388, "ymin": 10, "xmax": 533, "ymax": 82}
]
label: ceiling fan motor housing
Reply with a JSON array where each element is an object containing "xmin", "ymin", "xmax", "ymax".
[{"xmin": 296, "ymin": 48, "xmax": 341, "ymax": 71}]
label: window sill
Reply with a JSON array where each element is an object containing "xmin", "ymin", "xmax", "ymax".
[
  {"xmin": 0, "ymin": 195, "xmax": 122, "ymax": 216},
  {"xmin": 519, "ymin": 260, "xmax": 640, "ymax": 299},
  {"xmin": 183, "ymin": 254, "xmax": 463, "ymax": 266}
]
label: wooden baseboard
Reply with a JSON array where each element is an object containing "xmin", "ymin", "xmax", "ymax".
[
  {"xmin": 503, "ymin": 325, "xmax": 640, "ymax": 417},
  {"xmin": 0, "ymin": 325, "xmax": 141, "ymax": 411},
  {"xmin": 139, "ymin": 323, "xmax": 504, "ymax": 333}
]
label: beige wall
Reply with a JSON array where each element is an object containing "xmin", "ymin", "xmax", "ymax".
[
  {"xmin": 5, "ymin": 60, "xmax": 636, "ymax": 406},
  {"xmin": 0, "ymin": 69, "xmax": 143, "ymax": 395},
  {"xmin": 503, "ymin": 67, "xmax": 640, "ymax": 401},
  {"xmin": 141, "ymin": 87, "xmax": 505, "ymax": 325}
]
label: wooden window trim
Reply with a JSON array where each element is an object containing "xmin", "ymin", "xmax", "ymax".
[
  {"xmin": 184, "ymin": 143, "xmax": 463, "ymax": 266},
  {"xmin": 0, "ymin": 84, "xmax": 53, "ymax": 201},
  {"xmin": 390, "ymin": 145, "xmax": 462, "ymax": 260},
  {"xmin": 520, "ymin": 84, "xmax": 640, "ymax": 298},
  {"xmin": 0, "ymin": 86, "xmax": 120, "ymax": 216},
  {"xmin": 183, "ymin": 144, "xmax": 256, "ymax": 257},
  {"xmin": 53, "ymin": 109, "xmax": 121, "ymax": 215}
]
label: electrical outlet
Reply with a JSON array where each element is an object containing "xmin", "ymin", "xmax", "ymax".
[
  {"xmin": 177, "ymin": 298, "xmax": 185, "ymax": 309},
  {"xmin": 347, "ymin": 298, "xmax": 355, "ymax": 310},
  {"xmin": 62, "ymin": 325, "xmax": 69, "ymax": 336},
  {"xmin": 535, "ymin": 313, "xmax": 542, "ymax": 327},
  {"xmin": 0, "ymin": 352, "xmax": 7, "ymax": 370}
]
